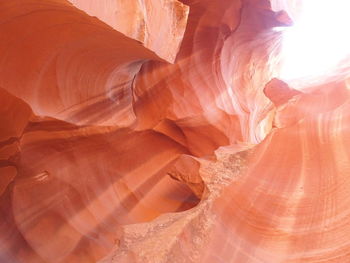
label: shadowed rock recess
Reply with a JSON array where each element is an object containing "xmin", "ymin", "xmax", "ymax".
[{"xmin": 1, "ymin": 0, "xmax": 350, "ymax": 262}]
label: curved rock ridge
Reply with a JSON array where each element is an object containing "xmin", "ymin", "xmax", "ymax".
[
  {"xmin": 0, "ymin": 86, "xmax": 200, "ymax": 263},
  {"xmin": 100, "ymin": 78, "xmax": 350, "ymax": 263},
  {"xmin": 133, "ymin": 0, "xmax": 296, "ymax": 156},
  {"xmin": 0, "ymin": 0, "xmax": 188, "ymax": 126},
  {"xmin": 1, "ymin": 0, "xmax": 350, "ymax": 262}
]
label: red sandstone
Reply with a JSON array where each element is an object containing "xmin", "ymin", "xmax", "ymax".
[{"xmin": 0, "ymin": 0, "xmax": 350, "ymax": 262}]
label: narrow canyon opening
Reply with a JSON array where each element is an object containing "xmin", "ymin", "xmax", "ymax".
[
  {"xmin": 278, "ymin": 0, "xmax": 350, "ymax": 89},
  {"xmin": 0, "ymin": 0, "xmax": 349, "ymax": 262}
]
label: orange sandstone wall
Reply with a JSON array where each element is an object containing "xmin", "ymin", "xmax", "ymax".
[{"xmin": 0, "ymin": 0, "xmax": 350, "ymax": 262}]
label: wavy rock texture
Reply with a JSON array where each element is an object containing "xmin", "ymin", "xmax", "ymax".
[{"xmin": 1, "ymin": 0, "xmax": 350, "ymax": 262}]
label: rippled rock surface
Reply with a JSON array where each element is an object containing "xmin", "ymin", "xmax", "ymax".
[{"xmin": 1, "ymin": 0, "xmax": 350, "ymax": 262}]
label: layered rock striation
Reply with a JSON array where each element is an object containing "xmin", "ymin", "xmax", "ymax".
[{"xmin": 0, "ymin": 0, "xmax": 349, "ymax": 262}]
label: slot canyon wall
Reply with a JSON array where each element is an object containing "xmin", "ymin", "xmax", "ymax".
[{"xmin": 0, "ymin": 0, "xmax": 350, "ymax": 262}]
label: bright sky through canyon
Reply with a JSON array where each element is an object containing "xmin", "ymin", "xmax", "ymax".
[{"xmin": 279, "ymin": 0, "xmax": 350, "ymax": 81}]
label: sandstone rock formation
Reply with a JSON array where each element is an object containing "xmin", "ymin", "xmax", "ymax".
[{"xmin": 1, "ymin": 0, "xmax": 350, "ymax": 262}]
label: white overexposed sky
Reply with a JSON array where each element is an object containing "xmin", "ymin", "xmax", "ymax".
[{"xmin": 279, "ymin": 0, "xmax": 350, "ymax": 81}]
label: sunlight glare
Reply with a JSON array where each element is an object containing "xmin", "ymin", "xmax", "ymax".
[{"xmin": 279, "ymin": 0, "xmax": 350, "ymax": 81}]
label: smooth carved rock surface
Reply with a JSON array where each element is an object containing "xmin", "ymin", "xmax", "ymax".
[
  {"xmin": 1, "ymin": 0, "xmax": 350, "ymax": 262},
  {"xmin": 68, "ymin": 0, "xmax": 189, "ymax": 63}
]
